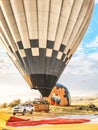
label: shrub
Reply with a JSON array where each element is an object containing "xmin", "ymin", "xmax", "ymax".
[
  {"xmin": 8, "ymin": 99, "xmax": 21, "ymax": 107},
  {"xmin": 0, "ymin": 103, "xmax": 7, "ymax": 108}
]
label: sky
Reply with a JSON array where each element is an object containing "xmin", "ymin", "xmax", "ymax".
[{"xmin": 0, "ymin": 1, "xmax": 98, "ymax": 104}]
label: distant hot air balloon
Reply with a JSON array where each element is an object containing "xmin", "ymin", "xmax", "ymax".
[
  {"xmin": 0, "ymin": 0, "xmax": 94, "ymax": 96},
  {"xmin": 47, "ymin": 83, "xmax": 71, "ymax": 106}
]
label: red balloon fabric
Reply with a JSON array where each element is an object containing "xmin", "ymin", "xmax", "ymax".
[{"xmin": 6, "ymin": 116, "xmax": 90, "ymax": 127}]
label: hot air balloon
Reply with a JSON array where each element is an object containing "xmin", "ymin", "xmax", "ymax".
[
  {"xmin": 0, "ymin": 0, "xmax": 94, "ymax": 96},
  {"xmin": 47, "ymin": 83, "xmax": 71, "ymax": 106}
]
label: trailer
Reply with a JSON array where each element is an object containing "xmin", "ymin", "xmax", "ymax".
[{"xmin": 32, "ymin": 98, "xmax": 49, "ymax": 112}]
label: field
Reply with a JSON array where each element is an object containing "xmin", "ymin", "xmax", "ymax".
[
  {"xmin": 0, "ymin": 96, "xmax": 98, "ymax": 119},
  {"xmin": 0, "ymin": 96, "xmax": 98, "ymax": 130},
  {"xmin": 71, "ymin": 96, "xmax": 98, "ymax": 106}
]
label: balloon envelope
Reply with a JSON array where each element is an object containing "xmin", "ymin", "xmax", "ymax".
[
  {"xmin": 0, "ymin": 0, "xmax": 94, "ymax": 96},
  {"xmin": 47, "ymin": 83, "xmax": 71, "ymax": 106}
]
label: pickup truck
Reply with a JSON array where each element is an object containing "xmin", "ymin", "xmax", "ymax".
[{"xmin": 12, "ymin": 104, "xmax": 34, "ymax": 115}]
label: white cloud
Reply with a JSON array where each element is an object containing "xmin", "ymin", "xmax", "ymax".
[
  {"xmin": 86, "ymin": 36, "xmax": 98, "ymax": 48},
  {"xmin": 64, "ymin": 52, "xmax": 98, "ymax": 75},
  {"xmin": 95, "ymin": 0, "xmax": 98, "ymax": 4},
  {"xmin": 59, "ymin": 54, "xmax": 98, "ymax": 96},
  {"xmin": 0, "ymin": 73, "xmax": 41, "ymax": 104},
  {"xmin": 88, "ymin": 52, "xmax": 98, "ymax": 61},
  {"xmin": 0, "ymin": 45, "xmax": 16, "ymax": 73}
]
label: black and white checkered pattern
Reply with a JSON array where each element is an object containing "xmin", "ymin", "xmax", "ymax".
[{"xmin": 0, "ymin": 0, "xmax": 94, "ymax": 96}]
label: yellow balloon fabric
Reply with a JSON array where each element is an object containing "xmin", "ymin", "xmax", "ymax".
[{"xmin": 0, "ymin": 111, "xmax": 11, "ymax": 128}]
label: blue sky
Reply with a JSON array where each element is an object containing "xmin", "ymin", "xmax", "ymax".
[
  {"xmin": 0, "ymin": 1, "xmax": 98, "ymax": 104},
  {"xmin": 82, "ymin": 3, "xmax": 98, "ymax": 54}
]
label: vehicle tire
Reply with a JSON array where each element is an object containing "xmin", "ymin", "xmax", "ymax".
[
  {"xmin": 30, "ymin": 109, "xmax": 33, "ymax": 114},
  {"xmin": 13, "ymin": 112, "xmax": 16, "ymax": 115},
  {"xmin": 22, "ymin": 109, "xmax": 26, "ymax": 115}
]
